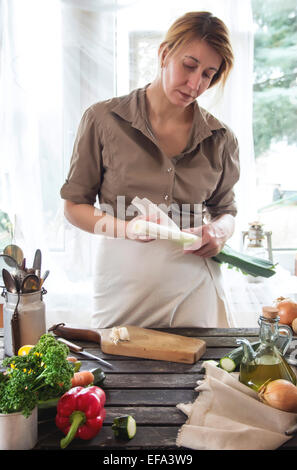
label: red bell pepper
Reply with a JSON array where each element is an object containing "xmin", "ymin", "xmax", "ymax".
[{"xmin": 55, "ymin": 385, "xmax": 106, "ymax": 449}]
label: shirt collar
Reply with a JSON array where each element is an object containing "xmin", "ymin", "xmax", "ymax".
[
  {"xmin": 111, "ymin": 84, "xmax": 226, "ymax": 153},
  {"xmin": 110, "ymin": 84, "xmax": 151, "ymax": 140}
]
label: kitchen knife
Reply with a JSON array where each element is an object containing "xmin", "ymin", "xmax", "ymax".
[{"xmin": 57, "ymin": 337, "xmax": 113, "ymax": 369}]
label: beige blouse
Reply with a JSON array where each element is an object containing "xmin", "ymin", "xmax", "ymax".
[{"xmin": 60, "ymin": 84, "xmax": 240, "ymax": 228}]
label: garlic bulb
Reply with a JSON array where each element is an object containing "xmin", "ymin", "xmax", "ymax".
[{"xmin": 110, "ymin": 327, "xmax": 130, "ymax": 345}]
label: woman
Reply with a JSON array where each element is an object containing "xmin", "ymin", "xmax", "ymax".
[{"xmin": 60, "ymin": 11, "xmax": 240, "ymax": 328}]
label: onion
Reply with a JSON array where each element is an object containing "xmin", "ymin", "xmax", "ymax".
[
  {"xmin": 275, "ymin": 296, "xmax": 297, "ymax": 325},
  {"xmin": 292, "ymin": 318, "xmax": 297, "ymax": 335},
  {"xmin": 258, "ymin": 379, "xmax": 297, "ymax": 413}
]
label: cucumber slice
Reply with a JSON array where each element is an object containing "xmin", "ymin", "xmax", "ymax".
[
  {"xmin": 219, "ymin": 357, "xmax": 236, "ymax": 372},
  {"xmin": 112, "ymin": 415, "xmax": 137, "ymax": 440}
]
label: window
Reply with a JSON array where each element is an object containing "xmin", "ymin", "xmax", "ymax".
[
  {"xmin": 129, "ymin": 31, "xmax": 162, "ymax": 91},
  {"xmin": 252, "ymin": 0, "xmax": 297, "ymax": 257}
]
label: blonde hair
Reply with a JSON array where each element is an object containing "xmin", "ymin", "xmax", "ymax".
[{"xmin": 160, "ymin": 11, "xmax": 234, "ymax": 88}]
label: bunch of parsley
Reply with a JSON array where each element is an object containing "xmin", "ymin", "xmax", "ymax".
[{"xmin": 0, "ymin": 334, "xmax": 74, "ymax": 417}]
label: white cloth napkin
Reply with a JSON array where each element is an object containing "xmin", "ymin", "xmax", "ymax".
[{"xmin": 176, "ymin": 361, "xmax": 297, "ymax": 450}]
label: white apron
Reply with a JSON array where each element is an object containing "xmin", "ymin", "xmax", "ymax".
[
  {"xmin": 92, "ymin": 236, "xmax": 233, "ymax": 329},
  {"xmin": 92, "ymin": 197, "xmax": 233, "ymax": 329}
]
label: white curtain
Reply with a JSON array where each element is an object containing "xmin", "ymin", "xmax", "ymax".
[{"xmin": 0, "ymin": 0, "xmax": 256, "ymax": 327}]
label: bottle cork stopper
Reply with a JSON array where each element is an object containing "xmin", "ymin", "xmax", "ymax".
[{"xmin": 262, "ymin": 306, "xmax": 279, "ymax": 319}]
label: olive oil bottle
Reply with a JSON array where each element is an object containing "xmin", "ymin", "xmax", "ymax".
[{"xmin": 239, "ymin": 306, "xmax": 297, "ymax": 391}]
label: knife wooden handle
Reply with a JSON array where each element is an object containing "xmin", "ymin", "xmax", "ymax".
[
  {"xmin": 48, "ymin": 323, "xmax": 101, "ymax": 345},
  {"xmin": 57, "ymin": 337, "xmax": 83, "ymax": 352}
]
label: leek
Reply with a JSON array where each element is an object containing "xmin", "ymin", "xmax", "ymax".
[
  {"xmin": 132, "ymin": 219, "xmax": 200, "ymax": 245},
  {"xmin": 212, "ymin": 244, "xmax": 277, "ymax": 278},
  {"xmin": 132, "ymin": 220, "xmax": 277, "ymax": 278}
]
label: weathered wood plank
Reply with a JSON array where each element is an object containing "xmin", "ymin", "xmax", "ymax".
[
  {"xmin": 103, "ymin": 373, "xmax": 201, "ymax": 389},
  {"xmin": 81, "ymin": 359, "xmax": 208, "ymax": 373},
  {"xmin": 154, "ymin": 327, "xmax": 259, "ymax": 337},
  {"xmin": 36, "ymin": 423, "xmax": 180, "ymax": 450},
  {"xmin": 39, "ymin": 406, "xmax": 187, "ymax": 426},
  {"xmin": 86, "ymin": 358, "xmax": 194, "ymax": 372},
  {"xmin": 77, "ymin": 353, "xmax": 227, "ymax": 372},
  {"xmin": 104, "ymin": 389, "xmax": 197, "ymax": 406},
  {"xmin": 104, "ymin": 406, "xmax": 186, "ymax": 425}
]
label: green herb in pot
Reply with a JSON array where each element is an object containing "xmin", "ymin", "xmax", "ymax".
[{"xmin": 0, "ymin": 333, "xmax": 74, "ymax": 417}]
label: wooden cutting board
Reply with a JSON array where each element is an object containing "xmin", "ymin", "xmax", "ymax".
[{"xmin": 49, "ymin": 323, "xmax": 206, "ymax": 364}]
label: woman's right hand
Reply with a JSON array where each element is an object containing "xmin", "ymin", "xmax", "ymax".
[
  {"xmin": 64, "ymin": 200, "xmax": 158, "ymax": 242},
  {"xmin": 125, "ymin": 214, "xmax": 160, "ymax": 243}
]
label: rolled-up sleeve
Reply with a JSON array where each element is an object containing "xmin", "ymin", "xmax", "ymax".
[
  {"xmin": 60, "ymin": 107, "xmax": 102, "ymax": 205},
  {"xmin": 204, "ymin": 129, "xmax": 240, "ymax": 218}
]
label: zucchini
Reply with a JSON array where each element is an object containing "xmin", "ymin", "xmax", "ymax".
[
  {"xmin": 219, "ymin": 341, "xmax": 260, "ymax": 372},
  {"xmin": 219, "ymin": 356, "xmax": 237, "ymax": 372},
  {"xmin": 91, "ymin": 367, "xmax": 106, "ymax": 387},
  {"xmin": 112, "ymin": 415, "xmax": 137, "ymax": 440}
]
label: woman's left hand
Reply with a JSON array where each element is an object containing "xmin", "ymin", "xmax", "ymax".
[{"xmin": 182, "ymin": 214, "xmax": 235, "ymax": 258}]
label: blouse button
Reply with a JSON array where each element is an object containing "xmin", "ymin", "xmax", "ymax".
[{"xmin": 164, "ymin": 194, "xmax": 169, "ymax": 201}]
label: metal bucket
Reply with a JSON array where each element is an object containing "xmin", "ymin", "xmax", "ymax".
[
  {"xmin": 0, "ymin": 406, "xmax": 38, "ymax": 450},
  {"xmin": 3, "ymin": 289, "xmax": 46, "ymax": 356}
]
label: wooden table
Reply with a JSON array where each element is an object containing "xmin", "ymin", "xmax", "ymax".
[{"xmin": 1, "ymin": 327, "xmax": 297, "ymax": 452}]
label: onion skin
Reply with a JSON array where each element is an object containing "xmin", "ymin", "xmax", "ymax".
[
  {"xmin": 292, "ymin": 318, "xmax": 297, "ymax": 335},
  {"xmin": 258, "ymin": 379, "xmax": 297, "ymax": 413},
  {"xmin": 275, "ymin": 297, "xmax": 297, "ymax": 326}
]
